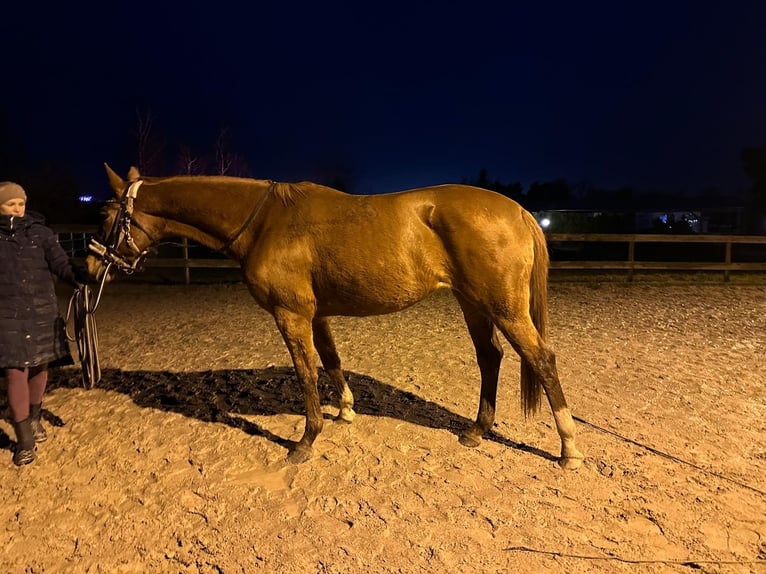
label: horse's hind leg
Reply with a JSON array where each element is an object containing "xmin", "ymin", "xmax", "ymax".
[
  {"xmin": 495, "ymin": 316, "xmax": 584, "ymax": 469},
  {"xmin": 312, "ymin": 317, "xmax": 356, "ymax": 423},
  {"xmin": 456, "ymin": 296, "xmax": 504, "ymax": 448}
]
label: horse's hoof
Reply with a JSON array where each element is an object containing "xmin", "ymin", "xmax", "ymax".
[
  {"xmin": 287, "ymin": 445, "xmax": 312, "ymax": 464},
  {"xmin": 558, "ymin": 455, "xmax": 584, "ymax": 470},
  {"xmin": 335, "ymin": 408, "xmax": 356, "ymax": 424},
  {"xmin": 459, "ymin": 433, "xmax": 481, "ymax": 448}
]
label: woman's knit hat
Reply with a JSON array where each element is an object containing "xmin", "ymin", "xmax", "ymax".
[{"xmin": 0, "ymin": 182, "xmax": 27, "ymax": 204}]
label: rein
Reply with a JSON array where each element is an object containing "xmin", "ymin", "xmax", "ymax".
[
  {"xmin": 216, "ymin": 181, "xmax": 274, "ymax": 253},
  {"xmin": 65, "ymin": 263, "xmax": 112, "ymax": 389}
]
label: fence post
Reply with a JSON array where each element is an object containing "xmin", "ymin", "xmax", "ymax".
[
  {"xmin": 627, "ymin": 240, "xmax": 635, "ymax": 282},
  {"xmin": 724, "ymin": 241, "xmax": 732, "ymax": 282},
  {"xmin": 182, "ymin": 238, "xmax": 190, "ymax": 285}
]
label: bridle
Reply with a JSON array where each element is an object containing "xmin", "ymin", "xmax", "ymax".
[
  {"xmin": 79, "ymin": 177, "xmax": 273, "ymax": 388},
  {"xmin": 78, "ymin": 179, "xmax": 155, "ymax": 389},
  {"xmin": 88, "ymin": 178, "xmax": 275, "ymax": 275},
  {"xmin": 88, "ymin": 180, "xmax": 155, "ymax": 274}
]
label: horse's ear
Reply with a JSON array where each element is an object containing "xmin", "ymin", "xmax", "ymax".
[
  {"xmin": 127, "ymin": 166, "xmax": 141, "ymax": 182},
  {"xmin": 104, "ymin": 163, "xmax": 125, "ymax": 197}
]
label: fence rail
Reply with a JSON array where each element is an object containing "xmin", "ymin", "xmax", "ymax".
[
  {"xmin": 545, "ymin": 233, "xmax": 766, "ymax": 281},
  {"xmin": 54, "ymin": 226, "xmax": 766, "ymax": 283}
]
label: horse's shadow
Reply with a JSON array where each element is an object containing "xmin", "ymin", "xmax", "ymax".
[{"xmin": 43, "ymin": 366, "xmax": 556, "ymax": 462}]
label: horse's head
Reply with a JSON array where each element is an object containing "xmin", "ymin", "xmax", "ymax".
[{"xmin": 85, "ymin": 164, "xmax": 158, "ymax": 281}]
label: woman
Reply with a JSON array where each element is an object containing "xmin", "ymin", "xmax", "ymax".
[{"xmin": 0, "ymin": 181, "xmax": 84, "ymax": 466}]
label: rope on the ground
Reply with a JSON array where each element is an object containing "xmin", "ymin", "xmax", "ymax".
[
  {"xmin": 573, "ymin": 415, "xmax": 766, "ymax": 497},
  {"xmin": 504, "ymin": 418, "xmax": 766, "ymax": 568},
  {"xmin": 505, "ymin": 546, "xmax": 765, "ymax": 568}
]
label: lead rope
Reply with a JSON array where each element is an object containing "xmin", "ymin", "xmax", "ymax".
[{"xmin": 66, "ymin": 263, "xmax": 112, "ymax": 389}]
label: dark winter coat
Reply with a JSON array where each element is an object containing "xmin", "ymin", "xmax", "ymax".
[{"xmin": 0, "ymin": 210, "xmax": 80, "ymax": 369}]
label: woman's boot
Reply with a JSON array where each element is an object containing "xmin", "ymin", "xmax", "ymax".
[
  {"xmin": 12, "ymin": 418, "xmax": 36, "ymax": 466},
  {"xmin": 29, "ymin": 403, "xmax": 48, "ymax": 443}
]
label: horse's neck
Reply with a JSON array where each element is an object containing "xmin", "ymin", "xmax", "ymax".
[
  {"xmin": 162, "ymin": 218, "xmax": 226, "ymax": 252},
  {"xmin": 142, "ymin": 179, "xmax": 269, "ymax": 254}
]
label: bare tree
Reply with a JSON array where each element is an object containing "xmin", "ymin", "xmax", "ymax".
[
  {"xmin": 132, "ymin": 106, "xmax": 165, "ymax": 175},
  {"xmin": 176, "ymin": 144, "xmax": 206, "ymax": 175},
  {"xmin": 213, "ymin": 127, "xmax": 249, "ymax": 176}
]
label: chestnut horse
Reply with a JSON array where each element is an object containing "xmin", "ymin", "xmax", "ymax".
[{"xmin": 86, "ymin": 164, "xmax": 583, "ymax": 468}]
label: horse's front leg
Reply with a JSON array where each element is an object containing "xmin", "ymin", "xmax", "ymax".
[
  {"xmin": 274, "ymin": 307, "xmax": 322, "ymax": 464},
  {"xmin": 313, "ymin": 317, "xmax": 356, "ymax": 424}
]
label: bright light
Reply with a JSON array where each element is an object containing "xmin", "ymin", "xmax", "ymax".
[
  {"xmin": 540, "ymin": 217, "xmax": 551, "ymax": 228},
  {"xmin": 79, "ymin": 195, "xmax": 93, "ymax": 203}
]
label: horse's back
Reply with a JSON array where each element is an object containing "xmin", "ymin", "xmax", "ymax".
[
  {"xmin": 299, "ymin": 184, "xmax": 533, "ymax": 257},
  {"xmin": 404, "ymin": 185, "xmax": 536, "ymax": 255}
]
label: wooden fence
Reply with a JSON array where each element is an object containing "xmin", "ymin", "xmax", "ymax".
[
  {"xmin": 545, "ymin": 233, "xmax": 766, "ymax": 281},
  {"xmin": 54, "ymin": 226, "xmax": 766, "ymax": 283}
]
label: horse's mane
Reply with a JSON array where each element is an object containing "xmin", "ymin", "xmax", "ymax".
[{"xmin": 270, "ymin": 181, "xmax": 342, "ymax": 206}]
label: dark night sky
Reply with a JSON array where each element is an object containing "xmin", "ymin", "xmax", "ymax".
[{"xmin": 3, "ymin": 2, "xmax": 766, "ymax": 199}]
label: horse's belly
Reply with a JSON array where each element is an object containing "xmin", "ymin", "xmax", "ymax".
[{"xmin": 315, "ymin": 280, "xmax": 448, "ymax": 317}]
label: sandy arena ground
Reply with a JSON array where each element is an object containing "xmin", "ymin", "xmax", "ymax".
[{"xmin": 1, "ymin": 279, "xmax": 764, "ymax": 573}]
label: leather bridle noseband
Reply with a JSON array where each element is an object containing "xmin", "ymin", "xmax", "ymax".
[{"xmin": 88, "ymin": 180, "xmax": 155, "ymax": 274}]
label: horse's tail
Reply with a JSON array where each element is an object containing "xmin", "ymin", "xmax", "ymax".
[{"xmin": 520, "ymin": 209, "xmax": 549, "ymax": 417}]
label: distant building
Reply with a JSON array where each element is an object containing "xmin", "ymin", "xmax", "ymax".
[{"xmin": 530, "ymin": 196, "xmax": 746, "ymax": 234}]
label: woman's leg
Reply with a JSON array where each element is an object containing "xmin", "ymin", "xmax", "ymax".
[
  {"xmin": 5, "ymin": 368, "xmax": 36, "ymax": 465},
  {"xmin": 6, "ymin": 368, "xmax": 30, "ymax": 422},
  {"xmin": 28, "ymin": 365, "xmax": 49, "ymax": 442},
  {"xmin": 28, "ymin": 365, "xmax": 48, "ymax": 406}
]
